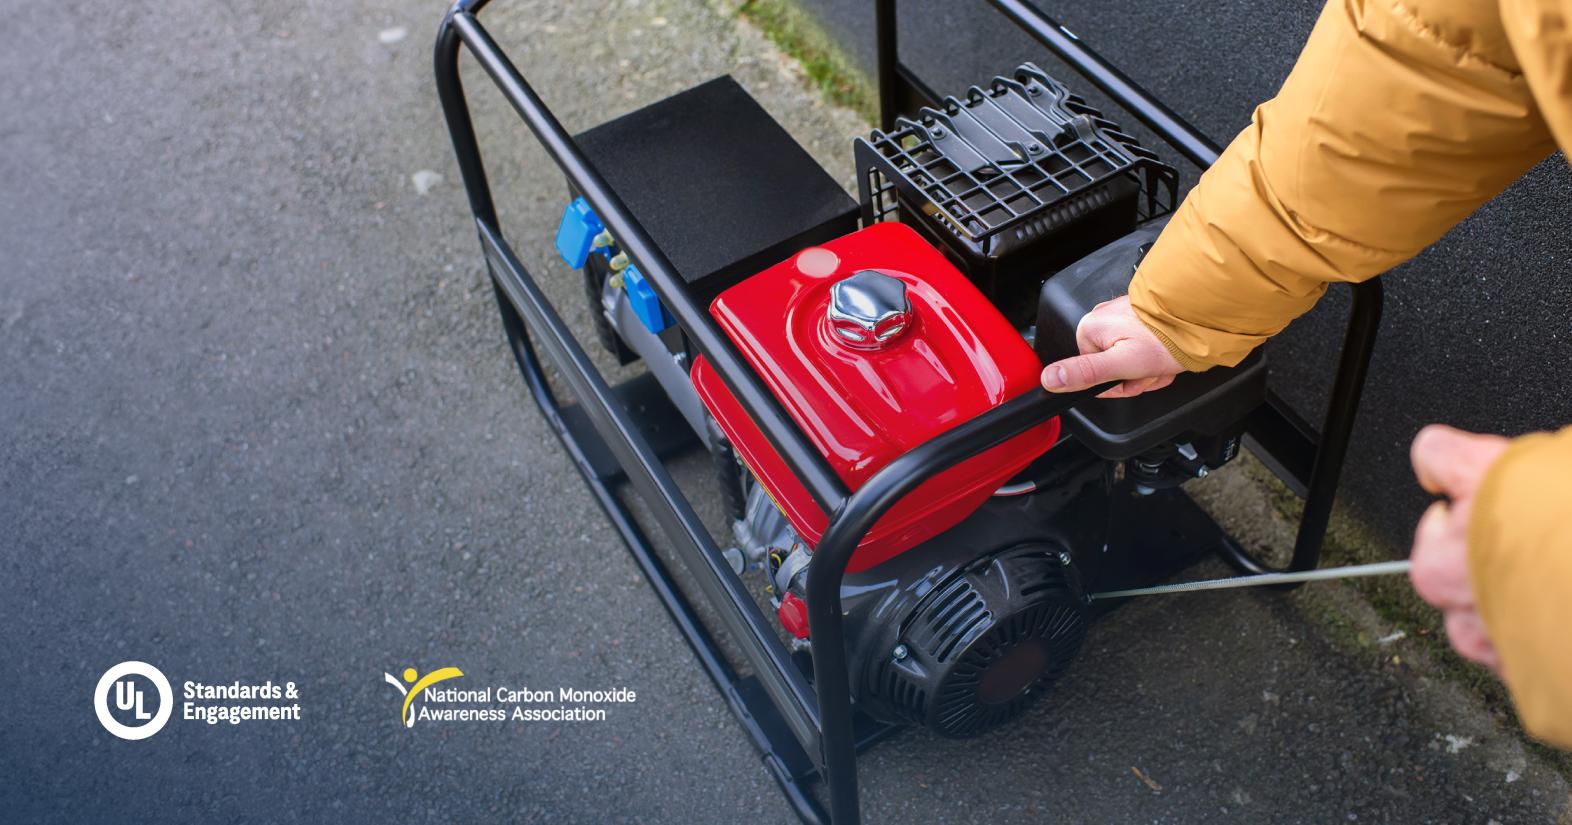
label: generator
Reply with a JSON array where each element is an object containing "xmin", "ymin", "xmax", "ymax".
[{"xmin": 436, "ymin": 2, "xmax": 1383, "ymax": 822}]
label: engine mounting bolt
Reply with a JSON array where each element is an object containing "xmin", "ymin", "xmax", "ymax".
[
  {"xmin": 1027, "ymin": 142, "xmax": 1042, "ymax": 154},
  {"xmin": 1057, "ymin": 551, "xmax": 1073, "ymax": 566},
  {"xmin": 1196, "ymin": 466, "xmax": 1209, "ymax": 478},
  {"xmin": 892, "ymin": 644, "xmax": 909, "ymax": 661},
  {"xmin": 930, "ymin": 126, "xmax": 944, "ymax": 137}
]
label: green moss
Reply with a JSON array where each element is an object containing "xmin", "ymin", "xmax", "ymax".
[{"xmin": 736, "ymin": 0, "xmax": 878, "ymax": 124}]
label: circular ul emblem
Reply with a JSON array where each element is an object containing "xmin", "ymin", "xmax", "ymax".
[{"xmin": 94, "ymin": 661, "xmax": 173, "ymax": 740}]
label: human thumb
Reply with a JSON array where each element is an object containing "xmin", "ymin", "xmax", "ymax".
[
  {"xmin": 1410, "ymin": 424, "xmax": 1510, "ymax": 501},
  {"xmin": 1041, "ymin": 349, "xmax": 1129, "ymax": 393}
]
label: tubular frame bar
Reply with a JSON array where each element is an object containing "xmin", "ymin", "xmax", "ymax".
[
  {"xmin": 1216, "ymin": 279, "xmax": 1384, "ymax": 578},
  {"xmin": 480, "ymin": 250, "xmax": 830, "ymax": 824},
  {"xmin": 436, "ymin": 1, "xmax": 1384, "ymax": 824},
  {"xmin": 443, "ymin": 4, "xmax": 849, "ymax": 516},
  {"xmin": 435, "ymin": 0, "xmax": 826, "ymax": 764}
]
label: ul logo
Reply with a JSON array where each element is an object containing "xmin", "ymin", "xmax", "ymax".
[{"xmin": 94, "ymin": 661, "xmax": 173, "ymax": 740}]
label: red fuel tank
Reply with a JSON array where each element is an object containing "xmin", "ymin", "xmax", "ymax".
[{"xmin": 691, "ymin": 222, "xmax": 1059, "ymax": 572}]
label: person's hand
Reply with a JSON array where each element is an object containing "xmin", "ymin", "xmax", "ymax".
[
  {"xmin": 1408, "ymin": 424, "xmax": 1511, "ymax": 672},
  {"xmin": 1040, "ymin": 296, "xmax": 1184, "ymax": 398}
]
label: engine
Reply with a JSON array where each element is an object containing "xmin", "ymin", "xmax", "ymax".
[
  {"xmin": 565, "ymin": 65, "xmax": 1265, "ymax": 738},
  {"xmin": 694, "ymin": 221, "xmax": 1092, "ymax": 737}
]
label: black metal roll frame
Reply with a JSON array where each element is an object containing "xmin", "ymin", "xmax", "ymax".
[{"xmin": 435, "ymin": 1, "xmax": 1383, "ymax": 822}]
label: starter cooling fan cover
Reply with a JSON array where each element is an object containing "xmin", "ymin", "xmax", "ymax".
[{"xmin": 869, "ymin": 546, "xmax": 1088, "ymax": 737}]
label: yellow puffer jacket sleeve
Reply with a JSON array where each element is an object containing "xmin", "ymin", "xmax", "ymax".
[
  {"xmin": 1128, "ymin": 0, "xmax": 1555, "ymax": 371},
  {"xmin": 1474, "ymin": 0, "xmax": 1572, "ymax": 750},
  {"xmin": 1503, "ymin": 0, "xmax": 1572, "ymax": 150},
  {"xmin": 1128, "ymin": 0, "xmax": 1572, "ymax": 748},
  {"xmin": 1469, "ymin": 427, "xmax": 1572, "ymax": 749}
]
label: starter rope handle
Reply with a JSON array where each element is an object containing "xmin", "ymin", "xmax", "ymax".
[{"xmin": 1087, "ymin": 560, "xmax": 1413, "ymax": 601}]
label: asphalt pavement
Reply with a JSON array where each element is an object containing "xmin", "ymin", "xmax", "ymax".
[{"xmin": 2, "ymin": 1, "xmax": 1567, "ymax": 823}]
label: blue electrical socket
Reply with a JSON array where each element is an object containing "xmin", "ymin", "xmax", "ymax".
[
  {"xmin": 554, "ymin": 197, "xmax": 605, "ymax": 269},
  {"xmin": 623, "ymin": 264, "xmax": 674, "ymax": 334}
]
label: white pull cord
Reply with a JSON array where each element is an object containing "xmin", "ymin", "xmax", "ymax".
[{"xmin": 1087, "ymin": 560, "xmax": 1412, "ymax": 601}]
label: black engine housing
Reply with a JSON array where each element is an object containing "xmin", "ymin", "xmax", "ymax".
[
  {"xmin": 838, "ymin": 455, "xmax": 1105, "ymax": 737},
  {"xmin": 870, "ymin": 545, "xmax": 1086, "ymax": 736}
]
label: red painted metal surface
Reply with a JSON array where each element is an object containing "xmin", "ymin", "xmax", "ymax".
[
  {"xmin": 776, "ymin": 593, "xmax": 811, "ymax": 640},
  {"xmin": 692, "ymin": 222, "xmax": 1059, "ymax": 573}
]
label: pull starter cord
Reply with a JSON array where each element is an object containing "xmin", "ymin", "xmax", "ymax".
[{"xmin": 1087, "ymin": 560, "xmax": 1412, "ymax": 601}]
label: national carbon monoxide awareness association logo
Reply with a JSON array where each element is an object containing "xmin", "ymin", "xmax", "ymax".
[
  {"xmin": 384, "ymin": 666, "xmax": 464, "ymax": 728},
  {"xmin": 382, "ymin": 665, "xmax": 638, "ymax": 726}
]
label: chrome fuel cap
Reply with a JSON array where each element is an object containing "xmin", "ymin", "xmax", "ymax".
[{"xmin": 827, "ymin": 269, "xmax": 911, "ymax": 349}]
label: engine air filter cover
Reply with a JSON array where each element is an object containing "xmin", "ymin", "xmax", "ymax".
[
  {"xmin": 867, "ymin": 545, "xmax": 1088, "ymax": 737},
  {"xmin": 854, "ymin": 63, "xmax": 1178, "ymax": 325}
]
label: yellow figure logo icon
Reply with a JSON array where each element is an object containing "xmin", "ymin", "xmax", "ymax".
[{"xmin": 382, "ymin": 666, "xmax": 464, "ymax": 728}]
